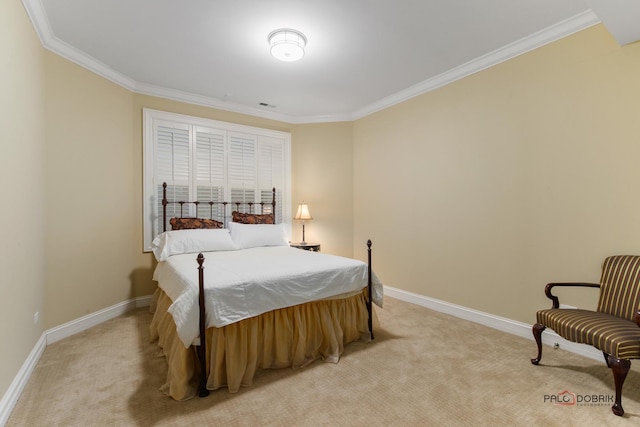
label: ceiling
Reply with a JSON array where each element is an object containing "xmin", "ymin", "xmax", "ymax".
[{"xmin": 22, "ymin": 0, "xmax": 640, "ymax": 124}]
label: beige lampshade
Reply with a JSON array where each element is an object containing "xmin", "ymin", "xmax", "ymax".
[{"xmin": 294, "ymin": 203, "xmax": 313, "ymax": 220}]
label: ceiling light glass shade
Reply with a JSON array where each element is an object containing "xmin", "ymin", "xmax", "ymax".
[{"xmin": 268, "ymin": 28, "xmax": 307, "ymax": 62}]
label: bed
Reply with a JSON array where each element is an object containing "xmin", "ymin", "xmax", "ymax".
[{"xmin": 149, "ymin": 183, "xmax": 383, "ymax": 400}]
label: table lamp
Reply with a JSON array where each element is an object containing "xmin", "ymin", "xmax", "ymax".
[{"xmin": 294, "ymin": 203, "xmax": 313, "ymax": 244}]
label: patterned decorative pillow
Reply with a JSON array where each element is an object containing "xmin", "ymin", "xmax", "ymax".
[
  {"xmin": 232, "ymin": 211, "xmax": 275, "ymax": 224},
  {"xmin": 170, "ymin": 217, "xmax": 223, "ymax": 230}
]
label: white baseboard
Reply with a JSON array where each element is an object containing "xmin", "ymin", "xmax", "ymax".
[
  {"xmin": 47, "ymin": 295, "xmax": 152, "ymax": 344},
  {"xmin": 0, "ymin": 295, "xmax": 152, "ymax": 427},
  {"xmin": 383, "ymin": 286, "xmax": 603, "ymax": 362},
  {"xmin": 0, "ymin": 333, "xmax": 46, "ymax": 427}
]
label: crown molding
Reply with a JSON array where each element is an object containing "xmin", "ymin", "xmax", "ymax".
[
  {"xmin": 22, "ymin": 1, "xmax": 600, "ymax": 124},
  {"xmin": 21, "ymin": 0, "xmax": 51, "ymax": 47},
  {"xmin": 22, "ymin": 0, "xmax": 137, "ymax": 90},
  {"xmin": 351, "ymin": 10, "xmax": 601, "ymax": 120},
  {"xmin": 134, "ymin": 82, "xmax": 297, "ymax": 124},
  {"xmin": 585, "ymin": 0, "xmax": 640, "ymax": 46}
]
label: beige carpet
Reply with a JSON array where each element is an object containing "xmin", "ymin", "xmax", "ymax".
[{"xmin": 7, "ymin": 297, "xmax": 640, "ymax": 426}]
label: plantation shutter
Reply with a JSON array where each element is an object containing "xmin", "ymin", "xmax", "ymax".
[
  {"xmin": 155, "ymin": 122, "xmax": 190, "ymax": 236},
  {"xmin": 228, "ymin": 132, "xmax": 257, "ymax": 213},
  {"xmin": 195, "ymin": 127, "xmax": 226, "ymax": 219},
  {"xmin": 258, "ymin": 136, "xmax": 284, "ymax": 223}
]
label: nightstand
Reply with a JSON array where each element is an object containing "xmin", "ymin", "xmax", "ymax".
[{"xmin": 290, "ymin": 242, "xmax": 321, "ymax": 252}]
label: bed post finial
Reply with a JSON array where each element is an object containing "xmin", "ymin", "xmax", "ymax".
[
  {"xmin": 162, "ymin": 182, "xmax": 168, "ymax": 232},
  {"xmin": 366, "ymin": 239, "xmax": 374, "ymax": 340},
  {"xmin": 271, "ymin": 187, "xmax": 276, "ymax": 214},
  {"xmin": 196, "ymin": 253, "xmax": 209, "ymax": 397},
  {"xmin": 222, "ymin": 202, "xmax": 228, "ymax": 228}
]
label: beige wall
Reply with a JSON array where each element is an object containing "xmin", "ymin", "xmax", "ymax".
[
  {"xmin": 0, "ymin": 0, "xmax": 46, "ymax": 397},
  {"xmin": 353, "ymin": 24, "xmax": 640, "ymax": 324},
  {"xmin": 291, "ymin": 122, "xmax": 354, "ymax": 257},
  {"xmin": 43, "ymin": 52, "xmax": 141, "ymax": 328}
]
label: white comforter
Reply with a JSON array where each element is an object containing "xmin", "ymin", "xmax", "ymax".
[{"xmin": 153, "ymin": 246, "xmax": 384, "ymax": 347}]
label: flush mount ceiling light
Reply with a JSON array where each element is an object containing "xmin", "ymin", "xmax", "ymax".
[{"xmin": 268, "ymin": 28, "xmax": 307, "ymax": 62}]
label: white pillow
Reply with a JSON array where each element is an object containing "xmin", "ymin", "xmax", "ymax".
[
  {"xmin": 151, "ymin": 229, "xmax": 238, "ymax": 262},
  {"xmin": 228, "ymin": 222, "xmax": 288, "ymax": 249}
]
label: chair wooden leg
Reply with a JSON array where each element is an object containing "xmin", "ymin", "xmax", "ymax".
[
  {"xmin": 531, "ymin": 323, "xmax": 546, "ymax": 365},
  {"xmin": 606, "ymin": 355, "xmax": 631, "ymax": 417},
  {"xmin": 603, "ymin": 352, "xmax": 611, "ymax": 368}
]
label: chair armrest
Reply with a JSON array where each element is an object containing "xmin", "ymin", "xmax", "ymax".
[{"xmin": 544, "ymin": 282, "xmax": 600, "ymax": 309}]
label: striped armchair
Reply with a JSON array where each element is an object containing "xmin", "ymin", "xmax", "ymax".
[{"xmin": 531, "ymin": 255, "xmax": 640, "ymax": 416}]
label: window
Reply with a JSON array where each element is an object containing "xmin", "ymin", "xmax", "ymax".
[{"xmin": 142, "ymin": 109, "xmax": 291, "ymax": 251}]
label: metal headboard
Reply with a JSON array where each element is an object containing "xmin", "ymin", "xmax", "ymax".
[{"xmin": 161, "ymin": 182, "xmax": 276, "ymax": 231}]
